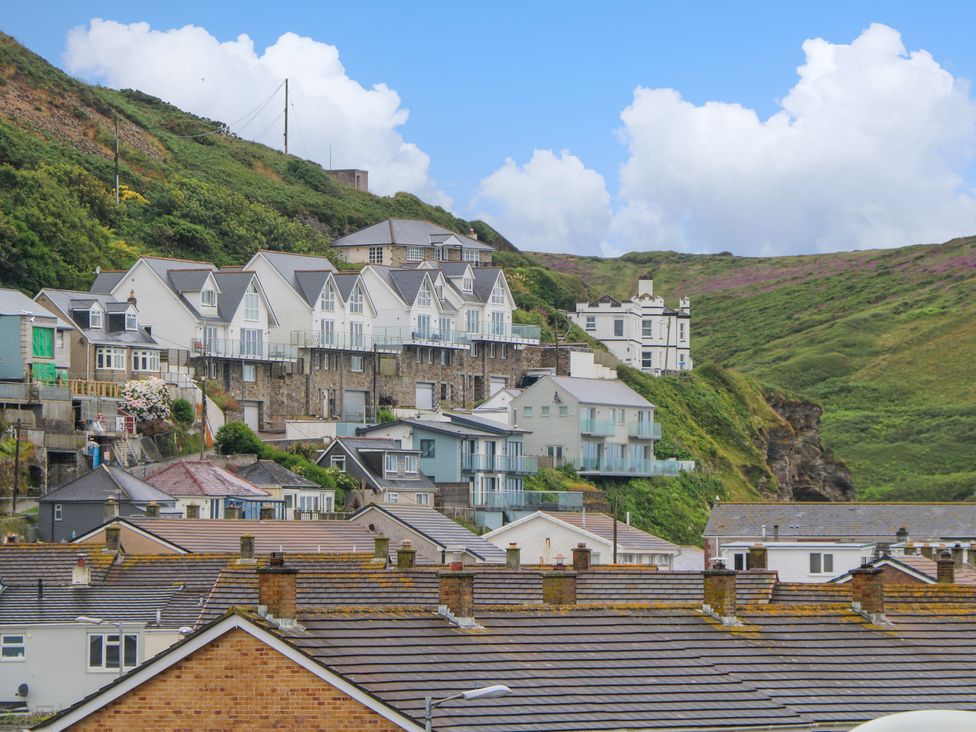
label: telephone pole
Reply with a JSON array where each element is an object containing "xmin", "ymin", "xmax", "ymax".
[
  {"xmin": 283, "ymin": 78, "xmax": 288, "ymax": 155},
  {"xmin": 10, "ymin": 419, "xmax": 22, "ymax": 516},
  {"xmin": 200, "ymin": 347, "xmax": 209, "ymax": 460},
  {"xmin": 114, "ymin": 112, "xmax": 120, "ymax": 204}
]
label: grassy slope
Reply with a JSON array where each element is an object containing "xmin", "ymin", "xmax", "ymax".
[{"xmin": 535, "ymin": 238, "xmax": 976, "ymax": 501}]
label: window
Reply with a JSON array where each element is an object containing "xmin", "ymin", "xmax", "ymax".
[
  {"xmin": 368, "ymin": 246, "xmax": 384, "ymax": 264},
  {"xmin": 244, "ymin": 283, "xmax": 259, "ymax": 321},
  {"xmin": 679, "ymin": 353, "xmax": 687, "ymax": 369},
  {"xmin": 462, "ymin": 275, "xmax": 473, "ymax": 293},
  {"xmin": 440, "ymin": 350, "xmax": 450, "ymax": 366},
  {"xmin": 243, "ymin": 363, "xmax": 256, "ymax": 382},
  {"xmin": 417, "ymin": 285, "xmax": 432, "ymax": 307},
  {"xmin": 54, "ymin": 504, "xmax": 62, "ymax": 521},
  {"xmin": 416, "ymin": 492, "xmax": 431, "ymax": 506},
  {"xmin": 584, "ymin": 315, "xmax": 595, "ymax": 332},
  {"xmin": 523, "ymin": 406, "xmax": 533, "ymax": 418},
  {"xmin": 559, "ymin": 405, "xmax": 568, "ymax": 417},
  {"xmin": 88, "ymin": 633, "xmax": 137, "ymax": 671},
  {"xmin": 462, "ymin": 249, "xmax": 480, "ymax": 263},
  {"xmin": 385, "ymin": 492, "xmax": 399, "ymax": 504},
  {"xmin": 547, "ymin": 445, "xmax": 564, "ymax": 464},
  {"xmin": 320, "ymin": 286, "xmax": 335, "ymax": 312},
  {"xmin": 330, "ymin": 455, "xmax": 346, "ymax": 471},
  {"xmin": 203, "ymin": 326, "xmax": 218, "ymax": 352},
  {"xmin": 406, "ymin": 246, "xmax": 423, "ymax": 262},
  {"xmin": 208, "ymin": 361, "xmax": 218, "ymax": 379},
  {"xmin": 320, "ymin": 319, "xmax": 335, "ymax": 347},
  {"xmin": 489, "ymin": 343, "xmax": 496, "ymax": 358},
  {"xmin": 435, "ymin": 284, "xmax": 444, "ymax": 300},
  {"xmin": 350, "ymin": 284, "xmax": 364, "ymax": 314},
  {"xmin": 500, "ymin": 345, "xmax": 507, "ymax": 359},
  {"xmin": 427, "ymin": 348, "xmax": 434, "ymax": 364},
  {"xmin": 733, "ymin": 552, "xmax": 748, "ymax": 571},
  {"xmin": 131, "ymin": 350, "xmax": 160, "ymax": 372},
  {"xmin": 1, "ymin": 634, "xmax": 25, "ymax": 660},
  {"xmin": 642, "ymin": 351, "xmax": 653, "ymax": 370},
  {"xmin": 809, "ymin": 552, "xmax": 834, "ymax": 575},
  {"xmin": 350, "ymin": 355, "xmax": 364, "ymax": 372},
  {"xmin": 89, "ymin": 307, "xmax": 103, "ymax": 329},
  {"xmin": 385, "ymin": 454, "xmax": 397, "ymax": 474},
  {"xmin": 416, "ymin": 348, "xmax": 422, "ymax": 363},
  {"xmin": 466, "ymin": 309, "xmax": 480, "ymax": 334},
  {"xmin": 470, "ymin": 342, "xmax": 478, "ymax": 357},
  {"xmin": 240, "ymin": 328, "xmax": 263, "ymax": 357},
  {"xmin": 420, "ymin": 439, "xmax": 435, "ymax": 458},
  {"xmin": 679, "ymin": 321, "xmax": 687, "ymax": 341},
  {"xmin": 440, "ymin": 383, "xmax": 452, "ymax": 401},
  {"xmin": 96, "ymin": 347, "xmax": 126, "ymax": 370},
  {"xmin": 350, "ymin": 322, "xmax": 364, "ymax": 349},
  {"xmin": 439, "ymin": 317, "xmax": 452, "ymax": 340},
  {"xmin": 201, "ymin": 289, "xmax": 217, "ymax": 307},
  {"xmin": 541, "ymin": 406, "xmax": 550, "ymax": 417},
  {"xmin": 491, "ymin": 281, "xmax": 505, "ymax": 304},
  {"xmin": 404, "ymin": 455, "xmax": 418, "ymax": 473},
  {"xmin": 31, "ymin": 327, "xmax": 54, "ymax": 358},
  {"xmin": 613, "ymin": 319, "xmax": 624, "ymax": 337},
  {"xmin": 617, "ymin": 409, "xmax": 625, "ymax": 425},
  {"xmin": 125, "ymin": 312, "xmax": 138, "ymax": 331},
  {"xmin": 417, "ymin": 315, "xmax": 431, "ymax": 338},
  {"xmin": 436, "ymin": 247, "xmax": 446, "ymax": 261}
]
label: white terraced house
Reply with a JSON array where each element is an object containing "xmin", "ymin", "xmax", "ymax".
[{"xmin": 572, "ymin": 274, "xmax": 692, "ymax": 374}]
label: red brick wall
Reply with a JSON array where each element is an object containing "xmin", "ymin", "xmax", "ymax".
[{"xmin": 72, "ymin": 627, "xmax": 404, "ymax": 731}]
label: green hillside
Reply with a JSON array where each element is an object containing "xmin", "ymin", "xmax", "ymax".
[{"xmin": 535, "ymin": 238, "xmax": 976, "ymax": 501}]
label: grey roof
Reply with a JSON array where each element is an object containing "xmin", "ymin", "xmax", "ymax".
[
  {"xmin": 332, "ymin": 218, "xmax": 494, "ymax": 251},
  {"xmin": 539, "ymin": 512, "xmax": 680, "ymax": 554},
  {"xmin": 213, "ymin": 271, "xmax": 258, "ymax": 322},
  {"xmin": 0, "ymin": 289, "xmax": 71, "ymax": 328},
  {"xmin": 293, "ymin": 270, "xmax": 332, "ymax": 307},
  {"xmin": 234, "ymin": 460, "xmax": 320, "ymax": 489},
  {"xmin": 0, "ymin": 585, "xmax": 199, "ymax": 627},
  {"xmin": 167, "ymin": 269, "xmax": 214, "ymax": 293},
  {"xmin": 357, "ymin": 419, "xmax": 497, "ymax": 440},
  {"xmin": 257, "ymin": 250, "xmax": 337, "ymax": 287},
  {"xmin": 366, "ymin": 266, "xmax": 432, "ymax": 306},
  {"xmin": 136, "ymin": 257, "xmax": 224, "ymax": 322},
  {"xmin": 425, "ymin": 262, "xmax": 470, "ymax": 277},
  {"xmin": 539, "ymin": 375, "xmax": 654, "ymax": 408},
  {"xmin": 471, "ymin": 267, "xmax": 504, "ymax": 302},
  {"xmin": 331, "ymin": 273, "xmax": 360, "ymax": 301},
  {"xmin": 446, "ymin": 412, "xmax": 530, "ymax": 435},
  {"xmin": 703, "ymin": 502, "xmax": 976, "ymax": 541},
  {"xmin": 355, "ymin": 504, "xmax": 507, "ymax": 562},
  {"xmin": 39, "ymin": 465, "xmax": 175, "ymax": 504},
  {"xmin": 0, "ymin": 546, "xmax": 116, "ymax": 587},
  {"xmin": 38, "ymin": 289, "xmax": 158, "ymax": 346},
  {"xmin": 318, "ymin": 437, "xmax": 435, "ymax": 495},
  {"xmin": 90, "ymin": 270, "xmax": 125, "ymax": 293}
]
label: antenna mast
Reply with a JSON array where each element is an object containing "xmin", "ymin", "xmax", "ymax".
[{"xmin": 283, "ymin": 78, "xmax": 289, "ymax": 155}]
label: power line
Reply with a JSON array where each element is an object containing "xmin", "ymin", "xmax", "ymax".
[
  {"xmin": 167, "ymin": 80, "xmax": 285, "ymax": 139},
  {"xmin": 253, "ymin": 109, "xmax": 285, "ymax": 143}
]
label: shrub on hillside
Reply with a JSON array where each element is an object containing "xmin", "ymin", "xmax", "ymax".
[
  {"xmin": 171, "ymin": 398, "xmax": 194, "ymax": 427},
  {"xmin": 120, "ymin": 378, "xmax": 171, "ymax": 424},
  {"xmin": 215, "ymin": 422, "xmax": 262, "ymax": 455}
]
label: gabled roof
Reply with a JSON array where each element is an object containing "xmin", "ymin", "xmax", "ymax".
[
  {"xmin": 167, "ymin": 269, "xmax": 214, "ymax": 293},
  {"xmin": 331, "ymin": 272, "xmax": 361, "ymax": 301},
  {"xmin": 36, "ymin": 289, "xmax": 158, "ymax": 346},
  {"xmin": 830, "ymin": 553, "xmax": 976, "ymax": 586},
  {"xmin": 126, "ymin": 257, "xmax": 224, "ymax": 323},
  {"xmin": 233, "ymin": 460, "xmax": 320, "ymax": 490},
  {"xmin": 213, "ymin": 270, "xmax": 278, "ymax": 325},
  {"xmin": 39, "ymin": 465, "xmax": 175, "ymax": 504},
  {"xmin": 253, "ymin": 250, "xmax": 337, "ymax": 287},
  {"xmin": 446, "ymin": 411, "xmax": 530, "ymax": 435},
  {"xmin": 332, "ymin": 218, "xmax": 493, "ymax": 251},
  {"xmin": 318, "ymin": 437, "xmax": 434, "ymax": 494},
  {"xmin": 472, "ymin": 267, "xmax": 504, "ymax": 303},
  {"xmin": 0, "ymin": 545, "xmax": 115, "ymax": 587},
  {"xmin": 365, "ymin": 266, "xmax": 438, "ymax": 308},
  {"xmin": 293, "ymin": 270, "xmax": 333, "ymax": 307},
  {"xmin": 0, "ymin": 584, "xmax": 193, "ymax": 626},
  {"xmin": 0, "ymin": 288, "xmax": 71, "ymax": 328},
  {"xmin": 358, "ymin": 419, "xmax": 498, "ymax": 440},
  {"xmin": 145, "ymin": 462, "xmax": 269, "ymax": 499},
  {"xmin": 90, "ymin": 270, "xmax": 125, "ymax": 293},
  {"xmin": 523, "ymin": 375, "xmax": 654, "ymax": 408},
  {"xmin": 352, "ymin": 504, "xmax": 507, "ymax": 562}
]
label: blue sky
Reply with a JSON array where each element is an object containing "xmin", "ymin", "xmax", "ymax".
[{"xmin": 3, "ymin": 2, "xmax": 976, "ymax": 255}]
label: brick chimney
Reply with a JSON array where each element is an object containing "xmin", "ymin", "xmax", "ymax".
[
  {"xmin": 850, "ymin": 565, "xmax": 885, "ymax": 622},
  {"xmin": 572, "ymin": 543, "xmax": 592, "ymax": 572},
  {"xmin": 542, "ymin": 570, "xmax": 577, "ymax": 605},
  {"xmin": 257, "ymin": 552, "xmax": 298, "ymax": 627},
  {"xmin": 747, "ymin": 544, "xmax": 767, "ymax": 570},
  {"xmin": 103, "ymin": 497, "xmax": 119, "ymax": 523},
  {"xmin": 225, "ymin": 505, "xmax": 240, "ymax": 520},
  {"xmin": 72, "ymin": 554, "xmax": 91, "ymax": 586},
  {"xmin": 259, "ymin": 505, "xmax": 275, "ymax": 520},
  {"xmin": 397, "ymin": 539, "xmax": 416, "ymax": 569},
  {"xmin": 506, "ymin": 543, "xmax": 521, "ymax": 570},
  {"xmin": 239, "ymin": 535, "xmax": 255, "ymax": 562},
  {"xmin": 145, "ymin": 501, "xmax": 159, "ymax": 518},
  {"xmin": 438, "ymin": 570, "xmax": 475, "ymax": 625},
  {"xmin": 373, "ymin": 535, "xmax": 390, "ymax": 561},
  {"xmin": 937, "ymin": 549, "xmax": 955, "ymax": 584},
  {"xmin": 185, "ymin": 503, "xmax": 200, "ymax": 519},
  {"xmin": 920, "ymin": 543, "xmax": 934, "ymax": 559},
  {"xmin": 703, "ymin": 560, "xmax": 737, "ymax": 624},
  {"xmin": 104, "ymin": 526, "xmax": 121, "ymax": 552}
]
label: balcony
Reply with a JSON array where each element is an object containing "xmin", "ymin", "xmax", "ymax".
[
  {"xmin": 628, "ymin": 421, "xmax": 662, "ymax": 439},
  {"xmin": 70, "ymin": 379, "xmax": 120, "ymax": 399},
  {"xmin": 468, "ymin": 323, "xmax": 541, "ymax": 344},
  {"xmin": 470, "ymin": 489, "xmax": 584, "ymax": 511},
  {"xmin": 194, "ymin": 338, "xmax": 297, "ymax": 362},
  {"xmin": 578, "ymin": 458, "xmax": 686, "ymax": 477},
  {"xmin": 291, "ymin": 331, "xmax": 381, "ymax": 352},
  {"xmin": 373, "ymin": 327, "xmax": 470, "ymax": 350},
  {"xmin": 581, "ymin": 418, "xmax": 616, "ymax": 436},
  {"xmin": 462, "ymin": 454, "xmax": 539, "ymax": 474}
]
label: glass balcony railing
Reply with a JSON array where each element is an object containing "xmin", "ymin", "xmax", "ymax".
[
  {"xmin": 194, "ymin": 338, "xmax": 297, "ymax": 361},
  {"xmin": 578, "ymin": 458, "xmax": 685, "ymax": 477},
  {"xmin": 293, "ymin": 322, "xmax": 541, "ymax": 352},
  {"xmin": 468, "ymin": 323, "xmax": 541, "ymax": 344},
  {"xmin": 462, "ymin": 454, "xmax": 539, "ymax": 474},
  {"xmin": 581, "ymin": 418, "xmax": 616, "ymax": 436},
  {"xmin": 290, "ymin": 331, "xmax": 376, "ymax": 352},
  {"xmin": 470, "ymin": 489, "xmax": 584, "ymax": 510},
  {"xmin": 628, "ymin": 421, "xmax": 663, "ymax": 439}
]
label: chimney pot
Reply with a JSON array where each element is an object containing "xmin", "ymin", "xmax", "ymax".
[
  {"xmin": 104, "ymin": 526, "xmax": 121, "ymax": 552},
  {"xmin": 850, "ymin": 564, "xmax": 885, "ymax": 621},
  {"xmin": 145, "ymin": 500, "xmax": 159, "ymax": 518},
  {"xmin": 542, "ymin": 570, "xmax": 577, "ymax": 605},
  {"xmin": 257, "ymin": 555, "xmax": 298, "ymax": 625},
  {"xmin": 269, "ymin": 551, "xmax": 285, "ymax": 567},
  {"xmin": 895, "ymin": 527, "xmax": 909, "ymax": 544},
  {"xmin": 505, "ymin": 543, "xmax": 521, "ymax": 570},
  {"xmin": 397, "ymin": 539, "xmax": 417, "ymax": 569},
  {"xmin": 937, "ymin": 549, "xmax": 956, "ymax": 584},
  {"xmin": 239, "ymin": 535, "xmax": 255, "ymax": 561},
  {"xmin": 127, "ymin": 289, "xmax": 137, "ymax": 306},
  {"xmin": 373, "ymin": 534, "xmax": 390, "ymax": 560},
  {"xmin": 747, "ymin": 543, "xmax": 767, "ymax": 570},
  {"xmin": 772, "ymin": 524, "xmax": 780, "ymax": 542},
  {"xmin": 554, "ymin": 553, "xmax": 566, "ymax": 569},
  {"xmin": 438, "ymin": 570, "xmax": 475, "ymax": 621},
  {"xmin": 703, "ymin": 565, "xmax": 737, "ymax": 623},
  {"xmin": 572, "ymin": 543, "xmax": 592, "ymax": 572}
]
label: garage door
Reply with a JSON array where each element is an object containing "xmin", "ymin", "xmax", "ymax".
[
  {"xmin": 243, "ymin": 403, "xmax": 260, "ymax": 432},
  {"xmin": 489, "ymin": 377, "xmax": 506, "ymax": 397},
  {"xmin": 342, "ymin": 390, "xmax": 368, "ymax": 422},
  {"xmin": 416, "ymin": 382, "xmax": 434, "ymax": 410}
]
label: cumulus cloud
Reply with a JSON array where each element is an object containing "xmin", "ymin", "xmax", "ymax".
[
  {"xmin": 612, "ymin": 23, "xmax": 976, "ymax": 255},
  {"xmin": 64, "ymin": 20, "xmax": 448, "ymax": 204},
  {"xmin": 476, "ymin": 149, "xmax": 611, "ymax": 253}
]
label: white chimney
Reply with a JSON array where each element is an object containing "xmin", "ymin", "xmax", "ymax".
[
  {"xmin": 72, "ymin": 554, "xmax": 91, "ymax": 587},
  {"xmin": 637, "ymin": 275, "xmax": 653, "ymax": 298}
]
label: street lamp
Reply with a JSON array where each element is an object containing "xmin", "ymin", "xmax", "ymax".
[
  {"xmin": 75, "ymin": 615, "xmax": 127, "ymax": 676},
  {"xmin": 424, "ymin": 685, "xmax": 511, "ymax": 732}
]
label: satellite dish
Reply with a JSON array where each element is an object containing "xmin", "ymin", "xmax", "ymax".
[
  {"xmin": 16, "ymin": 683, "xmax": 28, "ymax": 697},
  {"xmin": 850, "ymin": 710, "xmax": 976, "ymax": 732}
]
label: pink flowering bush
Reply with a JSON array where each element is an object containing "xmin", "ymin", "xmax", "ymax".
[{"xmin": 120, "ymin": 378, "xmax": 172, "ymax": 424}]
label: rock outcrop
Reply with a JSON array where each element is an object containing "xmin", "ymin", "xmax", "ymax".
[{"xmin": 761, "ymin": 392, "xmax": 855, "ymax": 502}]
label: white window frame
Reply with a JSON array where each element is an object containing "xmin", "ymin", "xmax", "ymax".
[
  {"xmin": 54, "ymin": 503, "xmax": 62, "ymax": 521},
  {"xmin": 350, "ymin": 285, "xmax": 364, "ymax": 314},
  {"xmin": 679, "ymin": 320, "xmax": 687, "ymax": 341},
  {"xmin": 95, "ymin": 347, "xmax": 126, "ymax": 371},
  {"xmin": 368, "ymin": 246, "xmax": 384, "ymax": 264},
  {"xmin": 321, "ymin": 319, "xmax": 335, "ymax": 347},
  {"xmin": 131, "ymin": 350, "xmax": 160, "ymax": 373},
  {"xmin": 415, "ymin": 492, "xmax": 431, "ymax": 506},
  {"xmin": 88, "ymin": 632, "xmax": 138, "ymax": 671},
  {"xmin": 385, "ymin": 492, "xmax": 399, "ymax": 504},
  {"xmin": 330, "ymin": 455, "xmax": 346, "ymax": 471},
  {"xmin": 350, "ymin": 354, "xmax": 364, "ymax": 372},
  {"xmin": 462, "ymin": 249, "xmax": 480, "ymax": 263},
  {"xmin": 320, "ymin": 286, "xmax": 335, "ymax": 312},
  {"xmin": 541, "ymin": 406, "xmax": 550, "ymax": 417},
  {"xmin": 203, "ymin": 326, "xmax": 218, "ymax": 352},
  {"xmin": 243, "ymin": 283, "xmax": 259, "ymax": 321},
  {"xmin": 243, "ymin": 363, "xmax": 257, "ymax": 382},
  {"xmin": 405, "ymin": 247, "xmax": 423, "ymax": 262},
  {"xmin": 491, "ymin": 311, "xmax": 504, "ymax": 336},
  {"xmin": 124, "ymin": 312, "xmax": 138, "ymax": 331},
  {"xmin": 241, "ymin": 328, "xmax": 263, "ymax": 357},
  {"xmin": 642, "ymin": 319, "xmax": 653, "ymax": 338},
  {"xmin": 89, "ymin": 307, "xmax": 103, "ymax": 329},
  {"xmin": 642, "ymin": 351, "xmax": 653, "ymax": 370},
  {"xmin": 491, "ymin": 281, "xmax": 505, "ymax": 305},
  {"xmin": 462, "ymin": 275, "xmax": 473, "ymax": 293},
  {"xmin": 584, "ymin": 315, "xmax": 595, "ymax": 332},
  {"xmin": 613, "ymin": 319, "xmax": 624, "ymax": 337},
  {"xmin": 466, "ymin": 309, "xmax": 480, "ymax": 334},
  {"xmin": 385, "ymin": 454, "xmax": 397, "ymax": 474},
  {"xmin": 201, "ymin": 289, "xmax": 217, "ymax": 307},
  {"xmin": 404, "ymin": 455, "xmax": 418, "ymax": 473},
  {"xmin": 809, "ymin": 552, "xmax": 834, "ymax": 575},
  {"xmin": 523, "ymin": 406, "xmax": 533, "ymax": 418},
  {"xmin": 417, "ymin": 285, "xmax": 432, "ymax": 308},
  {"xmin": 0, "ymin": 634, "xmax": 25, "ymax": 660}
]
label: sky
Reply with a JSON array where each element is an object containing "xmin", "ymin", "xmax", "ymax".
[{"xmin": 3, "ymin": 2, "xmax": 976, "ymax": 257}]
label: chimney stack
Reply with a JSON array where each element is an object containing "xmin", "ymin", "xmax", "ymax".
[
  {"xmin": 637, "ymin": 274, "xmax": 653, "ymax": 298},
  {"xmin": 438, "ymin": 570, "xmax": 475, "ymax": 625},
  {"xmin": 225, "ymin": 505, "xmax": 240, "ymax": 520},
  {"xmin": 185, "ymin": 503, "xmax": 200, "ymax": 519},
  {"xmin": 397, "ymin": 539, "xmax": 416, "ymax": 569},
  {"xmin": 257, "ymin": 552, "xmax": 298, "ymax": 627},
  {"xmin": 772, "ymin": 524, "xmax": 780, "ymax": 542},
  {"xmin": 542, "ymin": 569, "xmax": 577, "ymax": 605},
  {"xmin": 103, "ymin": 497, "xmax": 119, "ymax": 523},
  {"xmin": 127, "ymin": 289, "xmax": 137, "ymax": 307},
  {"xmin": 904, "ymin": 541, "xmax": 916, "ymax": 556},
  {"xmin": 145, "ymin": 501, "xmax": 159, "ymax": 518},
  {"xmin": 850, "ymin": 565, "xmax": 885, "ymax": 623},
  {"xmin": 968, "ymin": 543, "xmax": 976, "ymax": 569},
  {"xmin": 72, "ymin": 554, "xmax": 91, "ymax": 586},
  {"xmin": 921, "ymin": 543, "xmax": 935, "ymax": 559},
  {"xmin": 951, "ymin": 543, "xmax": 964, "ymax": 569},
  {"xmin": 895, "ymin": 527, "xmax": 909, "ymax": 545},
  {"xmin": 572, "ymin": 543, "xmax": 592, "ymax": 572},
  {"xmin": 373, "ymin": 535, "xmax": 390, "ymax": 561},
  {"xmin": 506, "ymin": 543, "xmax": 521, "ymax": 570},
  {"xmin": 937, "ymin": 549, "xmax": 955, "ymax": 584},
  {"xmin": 259, "ymin": 505, "xmax": 275, "ymax": 521},
  {"xmin": 747, "ymin": 544, "xmax": 767, "ymax": 570},
  {"xmin": 104, "ymin": 526, "xmax": 121, "ymax": 552},
  {"xmin": 239, "ymin": 534, "xmax": 255, "ymax": 562},
  {"xmin": 703, "ymin": 560, "xmax": 737, "ymax": 624}
]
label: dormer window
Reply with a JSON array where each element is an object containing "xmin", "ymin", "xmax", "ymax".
[
  {"xmin": 385, "ymin": 454, "xmax": 397, "ymax": 474},
  {"xmin": 462, "ymin": 276, "xmax": 473, "ymax": 293},
  {"xmin": 201, "ymin": 289, "xmax": 217, "ymax": 307},
  {"xmin": 491, "ymin": 281, "xmax": 505, "ymax": 304},
  {"xmin": 350, "ymin": 284, "xmax": 364, "ymax": 314},
  {"xmin": 89, "ymin": 307, "xmax": 102, "ymax": 329},
  {"xmin": 244, "ymin": 283, "xmax": 259, "ymax": 321},
  {"xmin": 417, "ymin": 284, "xmax": 432, "ymax": 308},
  {"xmin": 435, "ymin": 284, "xmax": 444, "ymax": 300},
  {"xmin": 125, "ymin": 312, "xmax": 138, "ymax": 331},
  {"xmin": 320, "ymin": 285, "xmax": 335, "ymax": 312}
]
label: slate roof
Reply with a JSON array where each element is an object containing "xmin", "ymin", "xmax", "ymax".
[
  {"xmin": 828, "ymin": 554, "xmax": 976, "ymax": 586},
  {"xmin": 366, "ymin": 266, "xmax": 433, "ymax": 306},
  {"xmin": 353, "ymin": 505, "xmax": 507, "ymax": 563},
  {"xmin": 549, "ymin": 375, "xmax": 654, "ymax": 408},
  {"xmin": 0, "ymin": 288, "xmax": 72, "ymax": 328},
  {"xmin": 167, "ymin": 269, "xmax": 213, "ymax": 293},
  {"xmin": 39, "ymin": 465, "xmax": 175, "ymax": 504},
  {"xmin": 293, "ymin": 270, "xmax": 332, "ymax": 306},
  {"xmin": 0, "ymin": 545, "xmax": 115, "ymax": 587},
  {"xmin": 213, "ymin": 271, "xmax": 259, "ymax": 323},
  {"xmin": 332, "ymin": 218, "xmax": 493, "ymax": 251},
  {"xmin": 360, "ymin": 419, "xmax": 498, "ymax": 440},
  {"xmin": 144, "ymin": 462, "xmax": 269, "ymax": 499},
  {"xmin": 704, "ymin": 502, "xmax": 976, "ymax": 541},
  {"xmin": 0, "ymin": 584, "xmax": 197, "ymax": 626},
  {"xmin": 39, "ymin": 289, "xmax": 158, "ymax": 346},
  {"xmin": 256, "ymin": 250, "xmax": 336, "ymax": 287},
  {"xmin": 331, "ymin": 273, "xmax": 361, "ymax": 301},
  {"xmin": 108, "ymin": 517, "xmax": 376, "ymax": 555},
  {"xmin": 233, "ymin": 460, "xmax": 320, "ymax": 489},
  {"xmin": 444, "ymin": 412, "xmax": 530, "ymax": 435},
  {"xmin": 539, "ymin": 512, "xmax": 681, "ymax": 555},
  {"xmin": 131, "ymin": 257, "xmax": 225, "ymax": 322},
  {"xmin": 319, "ymin": 437, "xmax": 435, "ymax": 495},
  {"xmin": 471, "ymin": 267, "xmax": 504, "ymax": 303},
  {"xmin": 89, "ymin": 270, "xmax": 125, "ymax": 293}
]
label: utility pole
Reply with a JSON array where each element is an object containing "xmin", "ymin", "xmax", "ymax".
[
  {"xmin": 283, "ymin": 78, "xmax": 288, "ymax": 155},
  {"xmin": 612, "ymin": 497, "xmax": 618, "ymax": 564},
  {"xmin": 10, "ymin": 419, "xmax": 21, "ymax": 516},
  {"xmin": 199, "ymin": 346, "xmax": 209, "ymax": 460},
  {"xmin": 114, "ymin": 112, "xmax": 120, "ymax": 204}
]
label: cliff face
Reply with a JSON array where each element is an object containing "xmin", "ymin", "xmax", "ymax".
[{"xmin": 761, "ymin": 392, "xmax": 855, "ymax": 502}]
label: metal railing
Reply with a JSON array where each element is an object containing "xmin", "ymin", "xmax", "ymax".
[
  {"xmin": 462, "ymin": 454, "xmax": 539, "ymax": 474},
  {"xmin": 471, "ymin": 489, "xmax": 584, "ymax": 510},
  {"xmin": 581, "ymin": 418, "xmax": 616, "ymax": 436},
  {"xmin": 194, "ymin": 338, "xmax": 297, "ymax": 361},
  {"xmin": 628, "ymin": 421, "xmax": 663, "ymax": 439}
]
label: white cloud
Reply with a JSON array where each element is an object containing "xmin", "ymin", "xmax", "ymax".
[
  {"xmin": 64, "ymin": 20, "xmax": 448, "ymax": 204},
  {"xmin": 476, "ymin": 149, "xmax": 611, "ymax": 253},
  {"xmin": 612, "ymin": 23, "xmax": 976, "ymax": 255}
]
